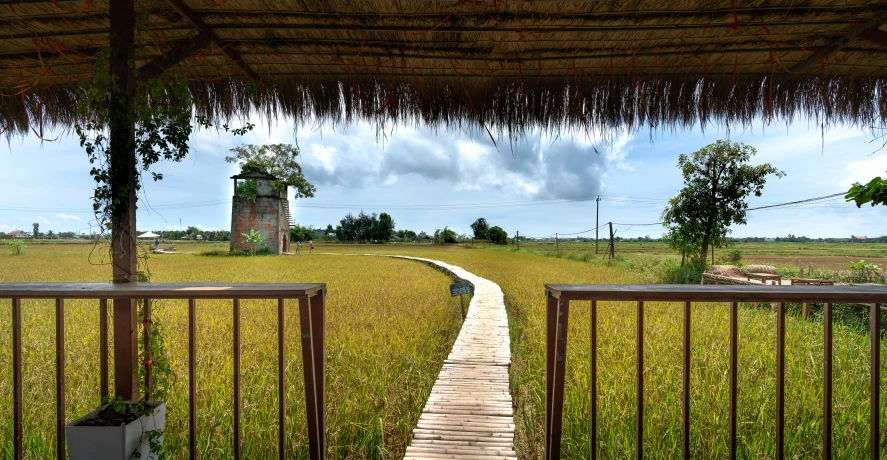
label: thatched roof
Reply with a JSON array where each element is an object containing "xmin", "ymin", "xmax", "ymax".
[{"xmin": 4, "ymin": 1, "xmax": 887, "ymax": 137}]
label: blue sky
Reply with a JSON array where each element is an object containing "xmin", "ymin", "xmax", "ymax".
[{"xmin": 1, "ymin": 118, "xmax": 885, "ymax": 239}]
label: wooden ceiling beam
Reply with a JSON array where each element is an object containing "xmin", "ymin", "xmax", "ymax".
[
  {"xmin": 163, "ymin": 0, "xmax": 258, "ymax": 81},
  {"xmin": 136, "ymin": 32, "xmax": 210, "ymax": 82},
  {"xmin": 791, "ymin": 8, "xmax": 887, "ymax": 72},
  {"xmin": 0, "ymin": 20, "xmax": 860, "ymax": 42},
  {"xmin": 860, "ymin": 28, "xmax": 887, "ymax": 47}
]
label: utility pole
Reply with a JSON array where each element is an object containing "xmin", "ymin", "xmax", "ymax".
[{"xmin": 595, "ymin": 195, "xmax": 601, "ymax": 254}]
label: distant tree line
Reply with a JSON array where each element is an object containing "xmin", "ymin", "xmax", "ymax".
[
  {"xmin": 332, "ymin": 211, "xmax": 396, "ymax": 243},
  {"xmin": 470, "ymin": 218, "xmax": 508, "ymax": 244},
  {"xmin": 147, "ymin": 227, "xmax": 231, "ymax": 241}
]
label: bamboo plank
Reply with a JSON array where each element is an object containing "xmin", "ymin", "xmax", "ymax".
[{"xmin": 399, "ymin": 257, "xmax": 514, "ymax": 460}]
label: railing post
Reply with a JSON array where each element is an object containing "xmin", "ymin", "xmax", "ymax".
[
  {"xmin": 776, "ymin": 303, "xmax": 785, "ymax": 460},
  {"xmin": 636, "ymin": 301, "xmax": 644, "ymax": 460},
  {"xmin": 871, "ymin": 303, "xmax": 881, "ymax": 460},
  {"xmin": 682, "ymin": 301, "xmax": 691, "ymax": 460},
  {"xmin": 729, "ymin": 301, "xmax": 738, "ymax": 460},
  {"xmin": 12, "ymin": 298, "xmax": 22, "ymax": 460},
  {"xmin": 544, "ymin": 291, "xmax": 569, "ymax": 460},
  {"xmin": 55, "ymin": 298, "xmax": 65, "ymax": 460},
  {"xmin": 99, "ymin": 299, "xmax": 109, "ymax": 402},
  {"xmin": 188, "ymin": 299, "xmax": 197, "ymax": 459},
  {"xmin": 114, "ymin": 298, "xmax": 139, "ymax": 401},
  {"xmin": 590, "ymin": 300, "xmax": 597, "ymax": 460},
  {"xmin": 143, "ymin": 299, "xmax": 153, "ymax": 401},
  {"xmin": 278, "ymin": 298, "xmax": 286, "ymax": 460},
  {"xmin": 310, "ymin": 293, "xmax": 326, "ymax": 456},
  {"xmin": 233, "ymin": 298, "xmax": 241, "ymax": 460},
  {"xmin": 823, "ymin": 303, "xmax": 833, "ymax": 460},
  {"xmin": 299, "ymin": 292, "xmax": 326, "ymax": 460}
]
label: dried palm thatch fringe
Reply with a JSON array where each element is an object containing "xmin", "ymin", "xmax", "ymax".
[
  {"xmin": 5, "ymin": 74, "xmax": 887, "ymax": 139},
  {"xmin": 3, "ymin": 0, "xmax": 887, "ymax": 137}
]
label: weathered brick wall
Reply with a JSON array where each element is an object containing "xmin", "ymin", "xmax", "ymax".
[{"xmin": 230, "ymin": 195, "xmax": 281, "ymax": 253}]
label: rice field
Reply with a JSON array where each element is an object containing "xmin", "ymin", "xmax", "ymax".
[
  {"xmin": 1, "ymin": 242, "xmax": 885, "ymax": 459},
  {"xmin": 317, "ymin": 244, "xmax": 886, "ymax": 458},
  {"xmin": 0, "ymin": 244, "xmax": 463, "ymax": 459},
  {"xmin": 514, "ymin": 240, "xmax": 887, "ymax": 270}
]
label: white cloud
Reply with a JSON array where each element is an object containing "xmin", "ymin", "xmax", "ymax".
[
  {"xmin": 294, "ymin": 122, "xmax": 627, "ymax": 200},
  {"xmin": 36, "ymin": 216, "xmax": 52, "ymax": 224},
  {"xmin": 0, "ymin": 224, "xmax": 10, "ymax": 232},
  {"xmin": 56, "ymin": 213, "xmax": 82, "ymax": 222},
  {"xmin": 842, "ymin": 155, "xmax": 887, "ymax": 188}
]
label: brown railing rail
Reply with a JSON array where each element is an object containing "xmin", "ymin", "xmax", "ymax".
[
  {"xmin": 1, "ymin": 282, "xmax": 327, "ymax": 460},
  {"xmin": 543, "ymin": 284, "xmax": 886, "ymax": 460}
]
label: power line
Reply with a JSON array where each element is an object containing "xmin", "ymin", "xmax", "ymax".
[{"xmin": 746, "ymin": 193, "xmax": 846, "ymax": 211}]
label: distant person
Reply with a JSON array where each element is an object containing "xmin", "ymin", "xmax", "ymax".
[
  {"xmin": 154, "ymin": 237, "xmax": 159, "ymax": 249},
  {"xmin": 296, "ymin": 240, "xmax": 302, "ymax": 254},
  {"xmin": 309, "ymin": 241, "xmax": 315, "ymax": 253}
]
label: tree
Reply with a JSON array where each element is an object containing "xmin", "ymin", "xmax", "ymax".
[
  {"xmin": 32, "ymin": 223, "xmax": 39, "ymax": 239},
  {"xmin": 397, "ymin": 229, "xmax": 417, "ymax": 241},
  {"xmin": 846, "ymin": 172, "xmax": 887, "ymax": 207},
  {"xmin": 225, "ymin": 144, "xmax": 316, "ymax": 199},
  {"xmin": 375, "ymin": 213, "xmax": 395, "ymax": 242},
  {"xmin": 185, "ymin": 225, "xmax": 200, "ymax": 236},
  {"xmin": 470, "ymin": 218, "xmax": 489, "ymax": 239},
  {"xmin": 488, "ymin": 226, "xmax": 508, "ymax": 244},
  {"xmin": 290, "ymin": 224, "xmax": 315, "ymax": 242},
  {"xmin": 661, "ymin": 140, "xmax": 784, "ymax": 265},
  {"xmin": 434, "ymin": 227, "xmax": 458, "ymax": 244}
]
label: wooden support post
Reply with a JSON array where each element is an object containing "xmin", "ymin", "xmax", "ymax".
[
  {"xmin": 802, "ymin": 302, "xmax": 810, "ymax": 319},
  {"xmin": 608, "ymin": 222, "xmax": 615, "ymax": 260},
  {"xmin": 516, "ymin": 231, "xmax": 519, "ymax": 250},
  {"xmin": 556, "ymin": 233, "xmax": 559, "ymax": 251},
  {"xmin": 544, "ymin": 291, "xmax": 569, "ymax": 460},
  {"xmin": 299, "ymin": 293, "xmax": 327, "ymax": 460},
  {"xmin": 110, "ymin": 0, "xmax": 139, "ymax": 401}
]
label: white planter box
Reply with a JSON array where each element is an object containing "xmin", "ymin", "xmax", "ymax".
[{"xmin": 66, "ymin": 401, "xmax": 165, "ymax": 460}]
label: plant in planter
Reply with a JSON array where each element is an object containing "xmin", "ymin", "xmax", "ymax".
[
  {"xmin": 66, "ymin": 272, "xmax": 173, "ymax": 459},
  {"xmin": 66, "ymin": 398, "xmax": 165, "ymax": 460}
]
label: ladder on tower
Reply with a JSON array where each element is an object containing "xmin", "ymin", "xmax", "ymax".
[{"xmin": 283, "ymin": 200, "xmax": 294, "ymax": 227}]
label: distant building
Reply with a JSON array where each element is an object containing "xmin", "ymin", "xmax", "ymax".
[
  {"xmin": 7, "ymin": 230, "xmax": 29, "ymax": 239},
  {"xmin": 764, "ymin": 238, "xmax": 775, "ymax": 242}
]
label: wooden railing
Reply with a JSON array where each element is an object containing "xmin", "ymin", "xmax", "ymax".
[
  {"xmin": 1, "ymin": 282, "xmax": 327, "ymax": 460},
  {"xmin": 543, "ymin": 284, "xmax": 886, "ymax": 460}
]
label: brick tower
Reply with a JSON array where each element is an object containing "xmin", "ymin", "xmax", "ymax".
[{"xmin": 230, "ymin": 171, "xmax": 292, "ymax": 254}]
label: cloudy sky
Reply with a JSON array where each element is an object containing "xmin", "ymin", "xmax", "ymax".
[{"xmin": 2, "ymin": 117, "xmax": 886, "ymax": 239}]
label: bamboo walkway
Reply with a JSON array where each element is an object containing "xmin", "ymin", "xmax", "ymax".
[{"xmin": 393, "ymin": 257, "xmax": 516, "ymax": 460}]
